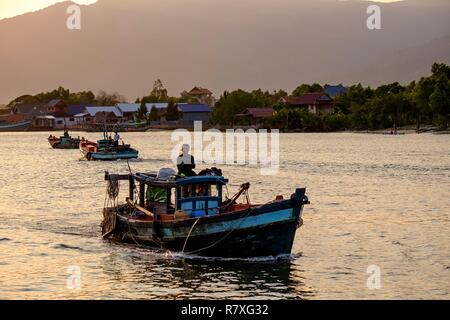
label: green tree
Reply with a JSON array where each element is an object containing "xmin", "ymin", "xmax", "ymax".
[
  {"xmin": 136, "ymin": 101, "xmax": 148, "ymax": 122},
  {"xmin": 95, "ymin": 90, "xmax": 126, "ymax": 106},
  {"xmin": 291, "ymin": 83, "xmax": 323, "ymax": 97},
  {"xmin": 211, "ymin": 89, "xmax": 275, "ymax": 125},
  {"xmin": 148, "ymin": 106, "xmax": 160, "ymax": 121},
  {"xmin": 430, "ymin": 85, "xmax": 450, "ymax": 129},
  {"xmin": 165, "ymin": 101, "xmax": 180, "ymax": 121}
]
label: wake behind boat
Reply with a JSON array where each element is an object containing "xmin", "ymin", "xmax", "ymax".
[{"xmin": 102, "ymin": 168, "xmax": 309, "ymax": 258}]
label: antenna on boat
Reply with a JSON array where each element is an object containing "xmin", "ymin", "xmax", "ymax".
[
  {"xmin": 103, "ymin": 116, "xmax": 108, "ymax": 140},
  {"xmin": 126, "ymin": 159, "xmax": 133, "ymax": 175}
]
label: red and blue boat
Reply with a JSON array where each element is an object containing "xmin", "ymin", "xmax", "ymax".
[
  {"xmin": 48, "ymin": 131, "xmax": 81, "ymax": 149},
  {"xmin": 79, "ymin": 131, "xmax": 139, "ymax": 161}
]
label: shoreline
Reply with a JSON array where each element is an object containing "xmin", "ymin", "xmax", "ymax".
[{"xmin": 1, "ymin": 127, "xmax": 449, "ymax": 134}]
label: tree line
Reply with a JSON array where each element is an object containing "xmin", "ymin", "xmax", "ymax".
[
  {"xmin": 210, "ymin": 63, "xmax": 450, "ymax": 131},
  {"xmin": 6, "ymin": 62, "xmax": 450, "ymax": 130}
]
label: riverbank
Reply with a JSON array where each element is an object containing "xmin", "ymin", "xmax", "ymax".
[
  {"xmin": 1, "ymin": 122, "xmax": 449, "ymax": 134},
  {"xmin": 1, "ymin": 127, "xmax": 449, "ymax": 134}
]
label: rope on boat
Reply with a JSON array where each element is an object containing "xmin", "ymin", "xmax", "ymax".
[
  {"xmin": 123, "ymin": 203, "xmax": 163, "ymax": 249},
  {"xmin": 181, "ymin": 217, "xmax": 202, "ymax": 253},
  {"xmin": 182, "ymin": 207, "xmax": 255, "ymax": 255},
  {"xmin": 107, "ymin": 179, "xmax": 120, "ymax": 200}
]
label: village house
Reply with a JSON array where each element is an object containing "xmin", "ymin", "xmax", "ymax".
[
  {"xmin": 234, "ymin": 108, "xmax": 274, "ymax": 126},
  {"xmin": 145, "ymin": 103, "xmax": 169, "ymax": 115},
  {"xmin": 73, "ymin": 112, "xmax": 92, "ymax": 126},
  {"xmin": 116, "ymin": 103, "xmax": 140, "ymax": 121},
  {"xmin": 31, "ymin": 101, "xmax": 90, "ymax": 129},
  {"xmin": 46, "ymin": 99, "xmax": 67, "ymax": 114},
  {"xmin": 28, "ymin": 100, "xmax": 68, "ymax": 129},
  {"xmin": 85, "ymin": 106, "xmax": 123, "ymax": 124},
  {"xmin": 177, "ymin": 104, "xmax": 212, "ymax": 124},
  {"xmin": 180, "ymin": 87, "xmax": 215, "ymax": 107},
  {"xmin": 12, "ymin": 102, "xmax": 48, "ymax": 120},
  {"xmin": 280, "ymin": 93, "xmax": 334, "ymax": 114},
  {"xmin": 64, "ymin": 105, "xmax": 90, "ymax": 127},
  {"xmin": 116, "ymin": 103, "xmax": 169, "ymax": 121}
]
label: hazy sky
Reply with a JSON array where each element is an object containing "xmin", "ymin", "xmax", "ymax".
[{"xmin": 0, "ymin": 0, "xmax": 403, "ymax": 20}]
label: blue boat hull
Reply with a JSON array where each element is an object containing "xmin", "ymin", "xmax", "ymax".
[
  {"xmin": 91, "ymin": 151, "xmax": 139, "ymax": 161},
  {"xmin": 0, "ymin": 121, "xmax": 32, "ymax": 132},
  {"xmin": 161, "ymin": 218, "xmax": 300, "ymax": 258},
  {"xmin": 108, "ymin": 193, "xmax": 306, "ymax": 258}
]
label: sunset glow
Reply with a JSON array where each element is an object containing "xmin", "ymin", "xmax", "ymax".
[
  {"xmin": 0, "ymin": 0, "xmax": 97, "ymax": 20},
  {"xmin": 0, "ymin": 0, "xmax": 404, "ymax": 20}
]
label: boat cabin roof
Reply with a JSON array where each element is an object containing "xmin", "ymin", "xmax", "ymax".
[
  {"xmin": 132, "ymin": 172, "xmax": 228, "ymax": 188},
  {"xmin": 176, "ymin": 175, "xmax": 228, "ymax": 186}
]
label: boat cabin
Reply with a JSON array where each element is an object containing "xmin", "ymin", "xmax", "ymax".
[
  {"xmin": 119, "ymin": 173, "xmax": 229, "ymax": 219},
  {"xmin": 175, "ymin": 176, "xmax": 228, "ymax": 217}
]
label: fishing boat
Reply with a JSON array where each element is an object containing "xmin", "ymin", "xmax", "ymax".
[
  {"xmin": 101, "ymin": 169, "xmax": 309, "ymax": 258},
  {"xmin": 48, "ymin": 131, "xmax": 81, "ymax": 149},
  {"xmin": 0, "ymin": 120, "xmax": 32, "ymax": 132},
  {"xmin": 79, "ymin": 132, "xmax": 139, "ymax": 161}
]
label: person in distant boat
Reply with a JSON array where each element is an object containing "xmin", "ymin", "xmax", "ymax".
[
  {"xmin": 63, "ymin": 126, "xmax": 69, "ymax": 138},
  {"xmin": 114, "ymin": 131, "xmax": 120, "ymax": 147},
  {"xmin": 177, "ymin": 144, "xmax": 196, "ymax": 177}
]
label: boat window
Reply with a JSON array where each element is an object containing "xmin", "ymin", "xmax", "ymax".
[
  {"xmin": 209, "ymin": 184, "xmax": 219, "ymax": 197},
  {"xmin": 170, "ymin": 188, "xmax": 176, "ymax": 207},
  {"xmin": 146, "ymin": 186, "xmax": 167, "ymax": 203},
  {"xmin": 181, "ymin": 185, "xmax": 192, "ymax": 198},
  {"xmin": 181, "ymin": 183, "xmax": 220, "ymax": 198},
  {"xmin": 194, "ymin": 184, "xmax": 207, "ymax": 197}
]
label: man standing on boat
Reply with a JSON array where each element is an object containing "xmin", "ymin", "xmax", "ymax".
[
  {"xmin": 177, "ymin": 144, "xmax": 196, "ymax": 177},
  {"xmin": 63, "ymin": 125, "xmax": 69, "ymax": 138},
  {"xmin": 113, "ymin": 131, "xmax": 120, "ymax": 147}
]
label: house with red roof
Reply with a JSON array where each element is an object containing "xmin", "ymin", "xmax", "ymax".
[
  {"xmin": 181, "ymin": 86, "xmax": 215, "ymax": 107},
  {"xmin": 280, "ymin": 92, "xmax": 334, "ymax": 114}
]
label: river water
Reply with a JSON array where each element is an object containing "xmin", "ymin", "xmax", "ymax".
[{"xmin": 0, "ymin": 131, "xmax": 449, "ymax": 299}]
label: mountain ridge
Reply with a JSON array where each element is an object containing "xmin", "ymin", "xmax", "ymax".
[{"xmin": 0, "ymin": 0, "xmax": 449, "ymax": 103}]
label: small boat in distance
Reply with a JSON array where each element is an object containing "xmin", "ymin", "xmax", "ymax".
[
  {"xmin": 0, "ymin": 120, "xmax": 32, "ymax": 132},
  {"xmin": 48, "ymin": 129, "xmax": 81, "ymax": 149},
  {"xmin": 79, "ymin": 131, "xmax": 139, "ymax": 161},
  {"xmin": 102, "ymin": 169, "xmax": 309, "ymax": 258}
]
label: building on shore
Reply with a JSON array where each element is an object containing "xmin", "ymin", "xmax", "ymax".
[
  {"xmin": 180, "ymin": 87, "xmax": 215, "ymax": 107},
  {"xmin": 233, "ymin": 108, "xmax": 274, "ymax": 126},
  {"xmin": 85, "ymin": 106, "xmax": 123, "ymax": 124},
  {"xmin": 177, "ymin": 104, "xmax": 212, "ymax": 124},
  {"xmin": 280, "ymin": 92, "xmax": 334, "ymax": 114},
  {"xmin": 31, "ymin": 101, "xmax": 91, "ymax": 129},
  {"xmin": 12, "ymin": 102, "xmax": 48, "ymax": 120},
  {"xmin": 117, "ymin": 103, "xmax": 169, "ymax": 121}
]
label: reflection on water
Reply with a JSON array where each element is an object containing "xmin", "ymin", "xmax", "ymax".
[
  {"xmin": 99, "ymin": 245, "xmax": 314, "ymax": 299},
  {"xmin": 0, "ymin": 131, "xmax": 449, "ymax": 299}
]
